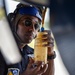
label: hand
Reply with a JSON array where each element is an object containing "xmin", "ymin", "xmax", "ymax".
[
  {"xmin": 42, "ymin": 30, "xmax": 54, "ymax": 55},
  {"xmin": 41, "ymin": 30, "xmax": 55, "ymax": 75},
  {"xmin": 21, "ymin": 58, "xmax": 48, "ymax": 75}
]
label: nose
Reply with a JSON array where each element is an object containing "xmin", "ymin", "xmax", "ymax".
[{"xmin": 28, "ymin": 25, "xmax": 35, "ymax": 32}]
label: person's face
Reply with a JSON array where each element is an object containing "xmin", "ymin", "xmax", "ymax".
[{"xmin": 17, "ymin": 15, "xmax": 41, "ymax": 44}]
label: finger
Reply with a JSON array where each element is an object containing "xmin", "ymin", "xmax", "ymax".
[
  {"xmin": 42, "ymin": 42, "xmax": 54, "ymax": 47},
  {"xmin": 42, "ymin": 34, "xmax": 54, "ymax": 42},
  {"xmin": 41, "ymin": 64, "xmax": 48, "ymax": 73},
  {"xmin": 37, "ymin": 64, "xmax": 48, "ymax": 74},
  {"xmin": 42, "ymin": 37, "xmax": 54, "ymax": 43},
  {"xmin": 44, "ymin": 30, "xmax": 51, "ymax": 35},
  {"xmin": 43, "ymin": 30, "xmax": 52, "ymax": 38},
  {"xmin": 34, "ymin": 61, "xmax": 44, "ymax": 72}
]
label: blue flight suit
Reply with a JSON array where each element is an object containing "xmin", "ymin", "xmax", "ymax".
[{"xmin": 0, "ymin": 45, "xmax": 34, "ymax": 75}]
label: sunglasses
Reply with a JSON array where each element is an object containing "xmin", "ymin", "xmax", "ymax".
[{"xmin": 21, "ymin": 19, "xmax": 41, "ymax": 30}]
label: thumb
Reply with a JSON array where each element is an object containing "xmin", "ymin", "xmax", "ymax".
[
  {"xmin": 28, "ymin": 57, "xmax": 34, "ymax": 68},
  {"xmin": 29, "ymin": 57, "xmax": 34, "ymax": 63}
]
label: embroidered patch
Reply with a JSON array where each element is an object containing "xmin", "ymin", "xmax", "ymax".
[{"xmin": 7, "ymin": 68, "xmax": 20, "ymax": 75}]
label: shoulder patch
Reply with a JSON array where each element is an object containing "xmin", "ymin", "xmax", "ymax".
[{"xmin": 7, "ymin": 68, "xmax": 20, "ymax": 75}]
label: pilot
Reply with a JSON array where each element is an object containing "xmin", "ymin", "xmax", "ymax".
[{"xmin": 0, "ymin": 3, "xmax": 56, "ymax": 75}]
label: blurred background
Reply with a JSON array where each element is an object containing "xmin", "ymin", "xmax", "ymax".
[{"xmin": 50, "ymin": 0, "xmax": 75, "ymax": 75}]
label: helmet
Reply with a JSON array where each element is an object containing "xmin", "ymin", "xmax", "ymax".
[
  {"xmin": 8, "ymin": 3, "xmax": 44, "ymax": 32},
  {"xmin": 8, "ymin": 3, "xmax": 44, "ymax": 43}
]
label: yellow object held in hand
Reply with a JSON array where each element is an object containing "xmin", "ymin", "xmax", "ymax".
[{"xmin": 34, "ymin": 32, "xmax": 48, "ymax": 64}]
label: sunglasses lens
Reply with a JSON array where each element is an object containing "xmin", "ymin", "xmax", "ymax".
[
  {"xmin": 23, "ymin": 19, "xmax": 40, "ymax": 30},
  {"xmin": 25, "ymin": 20, "xmax": 32, "ymax": 26}
]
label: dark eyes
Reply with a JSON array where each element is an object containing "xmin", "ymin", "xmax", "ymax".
[
  {"xmin": 22, "ymin": 19, "xmax": 40, "ymax": 30},
  {"xmin": 34, "ymin": 24, "xmax": 40, "ymax": 30},
  {"xmin": 24, "ymin": 20, "xmax": 32, "ymax": 26}
]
